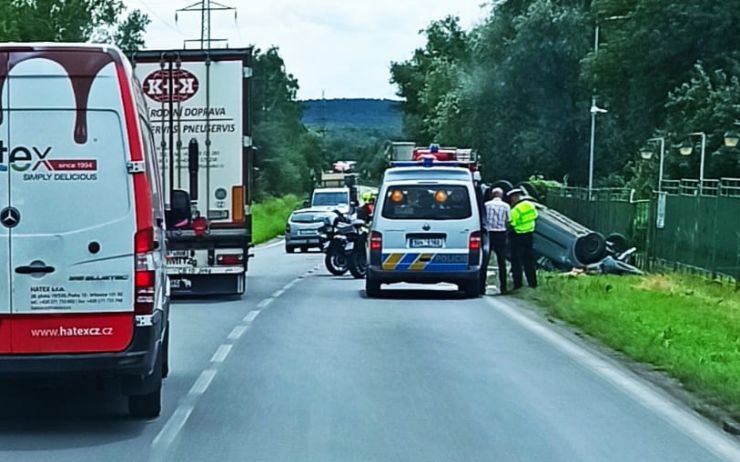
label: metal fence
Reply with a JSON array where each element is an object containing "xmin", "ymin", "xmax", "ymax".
[{"xmin": 545, "ymin": 179, "xmax": 740, "ymax": 282}]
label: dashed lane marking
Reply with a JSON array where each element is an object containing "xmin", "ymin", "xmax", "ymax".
[{"xmin": 210, "ymin": 344, "xmax": 233, "ymax": 364}]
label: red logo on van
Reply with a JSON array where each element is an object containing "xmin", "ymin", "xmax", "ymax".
[{"xmin": 143, "ymin": 69, "xmax": 199, "ymax": 103}]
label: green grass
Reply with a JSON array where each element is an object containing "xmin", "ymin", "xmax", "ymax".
[
  {"xmin": 522, "ymin": 273, "xmax": 740, "ymax": 418},
  {"xmin": 252, "ymin": 195, "xmax": 302, "ymax": 245}
]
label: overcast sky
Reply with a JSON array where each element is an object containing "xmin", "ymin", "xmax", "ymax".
[{"xmin": 123, "ymin": 0, "xmax": 489, "ymax": 100}]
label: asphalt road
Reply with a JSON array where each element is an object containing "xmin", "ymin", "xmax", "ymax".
[{"xmin": 0, "ymin": 242, "xmax": 738, "ymax": 461}]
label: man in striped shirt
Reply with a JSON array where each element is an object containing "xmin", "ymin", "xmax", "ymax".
[{"xmin": 484, "ymin": 188, "xmax": 510, "ymax": 294}]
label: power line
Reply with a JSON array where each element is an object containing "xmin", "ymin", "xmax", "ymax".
[{"xmin": 131, "ymin": 0, "xmax": 183, "ymax": 35}]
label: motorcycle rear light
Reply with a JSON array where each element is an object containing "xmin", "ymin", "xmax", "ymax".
[
  {"xmin": 217, "ymin": 254, "xmax": 243, "ymax": 266},
  {"xmin": 370, "ymin": 231, "xmax": 382, "ymax": 252},
  {"xmin": 193, "ymin": 217, "xmax": 208, "ymax": 236}
]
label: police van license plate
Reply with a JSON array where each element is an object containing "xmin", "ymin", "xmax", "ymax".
[{"xmin": 410, "ymin": 238, "xmax": 444, "ymax": 248}]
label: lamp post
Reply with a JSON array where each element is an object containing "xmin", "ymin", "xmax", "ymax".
[
  {"xmin": 679, "ymin": 132, "xmax": 707, "ymax": 195},
  {"xmin": 587, "ymin": 16, "xmax": 628, "ymax": 201},
  {"xmin": 640, "ymin": 137, "xmax": 666, "ymax": 192},
  {"xmin": 588, "ymin": 103, "xmax": 608, "ymax": 200}
]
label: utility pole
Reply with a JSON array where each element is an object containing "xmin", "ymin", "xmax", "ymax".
[{"xmin": 176, "ymin": 0, "xmax": 236, "ymax": 49}]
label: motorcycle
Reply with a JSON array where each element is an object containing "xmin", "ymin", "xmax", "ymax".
[{"xmin": 320, "ymin": 210, "xmax": 369, "ymax": 278}]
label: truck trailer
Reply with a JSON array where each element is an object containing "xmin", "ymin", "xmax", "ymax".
[{"xmin": 133, "ymin": 48, "xmax": 254, "ymax": 296}]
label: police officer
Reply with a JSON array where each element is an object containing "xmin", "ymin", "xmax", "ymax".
[{"xmin": 507, "ymin": 188, "xmax": 538, "ymax": 289}]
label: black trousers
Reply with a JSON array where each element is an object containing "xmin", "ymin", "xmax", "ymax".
[
  {"xmin": 489, "ymin": 231, "xmax": 508, "ymax": 293},
  {"xmin": 511, "ymin": 232, "xmax": 537, "ymax": 289}
]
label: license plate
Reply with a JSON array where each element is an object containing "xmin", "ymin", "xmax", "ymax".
[
  {"xmin": 299, "ymin": 230, "xmax": 316, "ymax": 236},
  {"xmin": 170, "ymin": 250, "xmax": 190, "ymax": 258},
  {"xmin": 410, "ymin": 238, "xmax": 444, "ymax": 248},
  {"xmin": 170, "ymin": 278, "xmax": 192, "ymax": 289}
]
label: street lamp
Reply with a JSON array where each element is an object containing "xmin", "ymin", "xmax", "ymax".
[
  {"xmin": 641, "ymin": 137, "xmax": 666, "ymax": 192},
  {"xmin": 588, "ymin": 104, "xmax": 608, "ymax": 200},
  {"xmin": 587, "ymin": 15, "xmax": 629, "ymax": 201},
  {"xmin": 678, "ymin": 132, "xmax": 707, "ymax": 195},
  {"xmin": 725, "ymin": 130, "xmax": 740, "ymax": 148}
]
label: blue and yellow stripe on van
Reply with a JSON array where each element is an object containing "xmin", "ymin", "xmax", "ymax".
[{"xmin": 381, "ymin": 253, "xmax": 469, "ymax": 272}]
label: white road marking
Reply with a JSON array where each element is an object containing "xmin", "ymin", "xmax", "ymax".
[
  {"xmin": 189, "ymin": 368, "xmax": 218, "ymax": 396},
  {"xmin": 227, "ymin": 324, "xmax": 249, "ymax": 341},
  {"xmin": 272, "ymin": 289, "xmax": 285, "ymax": 298},
  {"xmin": 259, "ymin": 239, "xmax": 285, "ymax": 250},
  {"xmin": 257, "ymin": 298, "xmax": 274, "ymax": 309},
  {"xmin": 283, "ymin": 279, "xmax": 298, "ymax": 290},
  {"xmin": 243, "ymin": 310, "xmax": 260, "ymax": 323},
  {"xmin": 487, "ymin": 297, "xmax": 740, "ymax": 462},
  {"xmin": 150, "ymin": 405, "xmax": 194, "ymax": 460},
  {"xmin": 210, "ymin": 344, "xmax": 233, "ymax": 364}
]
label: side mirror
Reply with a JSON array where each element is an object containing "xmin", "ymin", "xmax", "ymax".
[
  {"xmin": 167, "ymin": 189, "xmax": 192, "ymax": 228},
  {"xmin": 188, "ymin": 138, "xmax": 199, "ymax": 201},
  {"xmin": 303, "ymin": 200, "xmax": 310, "ymax": 208}
]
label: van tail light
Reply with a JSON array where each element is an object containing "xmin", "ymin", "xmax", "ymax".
[
  {"xmin": 369, "ymin": 231, "xmax": 382, "ymax": 266},
  {"xmin": 135, "ymin": 227, "xmax": 156, "ymax": 315},
  {"xmin": 193, "ymin": 217, "xmax": 208, "ymax": 237},
  {"xmin": 217, "ymin": 254, "xmax": 244, "ymax": 266},
  {"xmin": 370, "ymin": 231, "xmax": 383, "ymax": 252},
  {"xmin": 469, "ymin": 231, "xmax": 482, "ymax": 267},
  {"xmin": 232, "ymin": 186, "xmax": 246, "ymax": 224}
]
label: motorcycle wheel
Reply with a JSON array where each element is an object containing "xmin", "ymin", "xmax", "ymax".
[
  {"xmin": 348, "ymin": 249, "xmax": 368, "ymax": 279},
  {"xmin": 325, "ymin": 248, "xmax": 349, "ymax": 276}
]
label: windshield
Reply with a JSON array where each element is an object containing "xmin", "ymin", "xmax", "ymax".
[
  {"xmin": 290, "ymin": 212, "xmax": 328, "ymax": 223},
  {"xmin": 381, "ymin": 185, "xmax": 472, "ymax": 220},
  {"xmin": 312, "ymin": 192, "xmax": 349, "ymax": 207}
]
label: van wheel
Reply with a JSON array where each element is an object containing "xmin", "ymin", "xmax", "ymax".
[
  {"xmin": 127, "ymin": 348, "xmax": 163, "ymax": 418},
  {"xmin": 128, "ymin": 386, "xmax": 162, "ymax": 419},
  {"xmin": 461, "ymin": 279, "xmax": 480, "ymax": 299},
  {"xmin": 365, "ymin": 277, "xmax": 381, "ymax": 298}
]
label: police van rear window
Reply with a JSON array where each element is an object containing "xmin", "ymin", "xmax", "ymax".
[{"xmin": 382, "ymin": 185, "xmax": 471, "ymax": 220}]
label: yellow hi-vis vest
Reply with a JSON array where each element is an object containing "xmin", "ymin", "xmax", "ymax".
[{"xmin": 510, "ymin": 200, "xmax": 538, "ymax": 234}]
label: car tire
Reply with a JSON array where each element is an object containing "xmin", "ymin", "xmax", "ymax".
[
  {"xmin": 605, "ymin": 233, "xmax": 629, "ymax": 255},
  {"xmin": 285, "ymin": 245, "xmax": 296, "ymax": 254},
  {"xmin": 365, "ymin": 277, "xmax": 381, "ymax": 298},
  {"xmin": 574, "ymin": 232, "xmax": 607, "ymax": 264}
]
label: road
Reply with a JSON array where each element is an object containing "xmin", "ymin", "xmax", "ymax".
[{"xmin": 0, "ymin": 242, "xmax": 738, "ymax": 461}]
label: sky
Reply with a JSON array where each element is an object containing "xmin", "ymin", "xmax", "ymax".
[{"xmin": 122, "ymin": 0, "xmax": 489, "ymax": 100}]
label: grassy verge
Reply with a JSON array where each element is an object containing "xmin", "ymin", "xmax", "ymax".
[
  {"xmin": 520, "ymin": 272, "xmax": 740, "ymax": 419},
  {"xmin": 252, "ymin": 195, "xmax": 302, "ymax": 245}
]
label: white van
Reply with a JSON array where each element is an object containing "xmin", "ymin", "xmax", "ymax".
[
  {"xmin": 0, "ymin": 44, "xmax": 169, "ymax": 418},
  {"xmin": 366, "ymin": 165, "xmax": 483, "ymax": 297},
  {"xmin": 311, "ymin": 187, "xmax": 351, "ymax": 214}
]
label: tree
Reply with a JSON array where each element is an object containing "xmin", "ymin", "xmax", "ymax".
[{"xmin": 0, "ymin": 0, "xmax": 149, "ymax": 54}]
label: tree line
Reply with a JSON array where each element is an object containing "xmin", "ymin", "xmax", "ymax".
[{"xmin": 390, "ymin": 0, "xmax": 740, "ymax": 193}]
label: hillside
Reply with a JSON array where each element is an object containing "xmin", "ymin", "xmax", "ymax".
[{"xmin": 301, "ymin": 98, "xmax": 403, "ymax": 138}]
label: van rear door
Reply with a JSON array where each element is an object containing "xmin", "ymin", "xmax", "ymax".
[
  {"xmin": 6, "ymin": 50, "xmax": 135, "ymax": 353},
  {"xmin": 0, "ymin": 51, "xmax": 10, "ymax": 352}
]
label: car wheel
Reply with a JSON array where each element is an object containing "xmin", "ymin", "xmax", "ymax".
[
  {"xmin": 365, "ymin": 277, "xmax": 381, "ymax": 297},
  {"xmin": 161, "ymin": 323, "xmax": 170, "ymax": 379},
  {"xmin": 285, "ymin": 245, "xmax": 295, "ymax": 254}
]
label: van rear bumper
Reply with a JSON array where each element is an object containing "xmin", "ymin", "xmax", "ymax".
[
  {"xmin": 368, "ymin": 266, "xmax": 480, "ymax": 285},
  {"xmin": 0, "ymin": 312, "xmax": 163, "ymax": 378}
]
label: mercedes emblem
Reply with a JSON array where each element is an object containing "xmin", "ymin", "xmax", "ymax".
[{"xmin": 0, "ymin": 207, "xmax": 20, "ymax": 228}]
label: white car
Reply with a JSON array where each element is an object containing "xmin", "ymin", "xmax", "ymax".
[
  {"xmin": 0, "ymin": 43, "xmax": 169, "ymax": 418},
  {"xmin": 366, "ymin": 165, "xmax": 484, "ymax": 298}
]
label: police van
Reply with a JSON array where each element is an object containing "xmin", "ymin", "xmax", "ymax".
[
  {"xmin": 0, "ymin": 44, "xmax": 169, "ymax": 418},
  {"xmin": 366, "ymin": 156, "xmax": 484, "ymax": 298}
]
